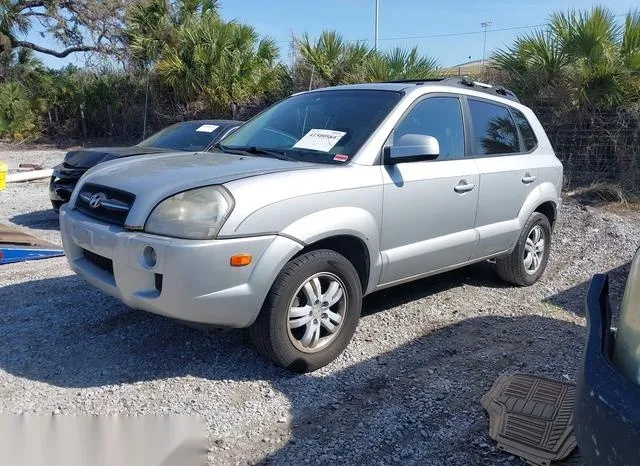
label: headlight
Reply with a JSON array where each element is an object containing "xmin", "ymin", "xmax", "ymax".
[{"xmin": 145, "ymin": 186, "xmax": 233, "ymax": 239}]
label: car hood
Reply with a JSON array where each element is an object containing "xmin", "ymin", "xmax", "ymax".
[
  {"xmin": 64, "ymin": 146, "xmax": 170, "ymax": 168},
  {"xmin": 75, "ymin": 151, "xmax": 316, "ymax": 227}
]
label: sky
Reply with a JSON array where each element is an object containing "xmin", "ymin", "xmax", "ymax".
[{"xmin": 24, "ymin": 0, "xmax": 640, "ymax": 69}]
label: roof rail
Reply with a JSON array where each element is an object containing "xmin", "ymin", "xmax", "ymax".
[
  {"xmin": 381, "ymin": 76, "xmax": 520, "ymax": 103},
  {"xmin": 451, "ymin": 76, "xmax": 520, "ymax": 102},
  {"xmin": 382, "ymin": 78, "xmax": 447, "ymax": 84}
]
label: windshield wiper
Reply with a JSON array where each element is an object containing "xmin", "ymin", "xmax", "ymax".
[
  {"xmin": 212, "ymin": 142, "xmax": 243, "ymax": 155},
  {"xmin": 214, "ymin": 143, "xmax": 298, "ymax": 162}
]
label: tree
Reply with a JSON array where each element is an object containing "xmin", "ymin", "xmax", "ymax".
[
  {"xmin": 492, "ymin": 6, "xmax": 640, "ymax": 108},
  {"xmin": 0, "ymin": 46, "xmax": 43, "ymax": 82},
  {"xmin": 0, "ymin": 0, "xmax": 128, "ymax": 58},
  {"xmin": 0, "ymin": 81, "xmax": 37, "ymax": 138},
  {"xmin": 126, "ymin": 0, "xmax": 219, "ymax": 68},
  {"xmin": 127, "ymin": 2, "xmax": 283, "ymax": 114},
  {"xmin": 156, "ymin": 13, "xmax": 282, "ymax": 112},
  {"xmin": 363, "ymin": 47, "xmax": 440, "ymax": 82},
  {"xmin": 296, "ymin": 30, "xmax": 439, "ymax": 87},
  {"xmin": 296, "ymin": 31, "xmax": 375, "ymax": 87}
]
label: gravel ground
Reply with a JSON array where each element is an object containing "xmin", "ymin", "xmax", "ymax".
[{"xmin": 1, "ymin": 147, "xmax": 640, "ymax": 465}]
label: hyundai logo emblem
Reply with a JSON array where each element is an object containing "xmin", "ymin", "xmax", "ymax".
[{"xmin": 88, "ymin": 192, "xmax": 107, "ymax": 209}]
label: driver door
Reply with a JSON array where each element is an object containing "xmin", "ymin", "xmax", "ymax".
[{"xmin": 379, "ymin": 95, "xmax": 480, "ymax": 286}]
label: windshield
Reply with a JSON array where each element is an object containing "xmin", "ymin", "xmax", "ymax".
[
  {"xmin": 138, "ymin": 122, "xmax": 223, "ymax": 151},
  {"xmin": 219, "ymin": 90, "xmax": 402, "ymax": 163}
]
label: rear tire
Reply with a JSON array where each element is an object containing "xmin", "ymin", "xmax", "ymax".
[
  {"xmin": 496, "ymin": 212, "xmax": 551, "ymax": 286},
  {"xmin": 249, "ymin": 249, "xmax": 362, "ymax": 373}
]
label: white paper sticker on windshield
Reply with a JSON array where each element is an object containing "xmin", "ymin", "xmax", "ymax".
[
  {"xmin": 293, "ymin": 129, "xmax": 346, "ymax": 152},
  {"xmin": 196, "ymin": 124, "xmax": 219, "ymax": 133}
]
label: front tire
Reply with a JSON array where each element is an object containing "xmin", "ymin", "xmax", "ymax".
[
  {"xmin": 249, "ymin": 249, "xmax": 362, "ymax": 372},
  {"xmin": 496, "ymin": 212, "xmax": 551, "ymax": 286}
]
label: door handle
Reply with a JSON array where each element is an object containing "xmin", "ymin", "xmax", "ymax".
[
  {"xmin": 454, "ymin": 181, "xmax": 476, "ymax": 193},
  {"xmin": 522, "ymin": 174, "xmax": 537, "ymax": 184}
]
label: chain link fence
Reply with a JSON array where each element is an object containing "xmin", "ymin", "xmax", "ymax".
[{"xmin": 533, "ymin": 105, "xmax": 640, "ymax": 193}]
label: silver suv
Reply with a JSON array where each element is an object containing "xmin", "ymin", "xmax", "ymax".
[{"xmin": 60, "ymin": 78, "xmax": 563, "ymax": 372}]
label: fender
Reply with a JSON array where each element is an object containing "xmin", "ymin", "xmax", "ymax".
[
  {"xmin": 279, "ymin": 207, "xmax": 383, "ymax": 295},
  {"xmin": 509, "ymin": 182, "xmax": 560, "ymax": 253}
]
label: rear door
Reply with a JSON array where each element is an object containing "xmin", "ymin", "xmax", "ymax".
[{"xmin": 468, "ymin": 98, "xmax": 540, "ymax": 259}]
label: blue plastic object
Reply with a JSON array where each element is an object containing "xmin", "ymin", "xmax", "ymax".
[{"xmin": 0, "ymin": 247, "xmax": 65, "ymax": 265}]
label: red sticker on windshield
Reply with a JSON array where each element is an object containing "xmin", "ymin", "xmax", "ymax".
[{"xmin": 334, "ymin": 154, "xmax": 349, "ymax": 162}]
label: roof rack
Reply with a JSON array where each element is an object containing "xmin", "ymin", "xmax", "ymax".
[{"xmin": 382, "ymin": 76, "xmax": 520, "ymax": 103}]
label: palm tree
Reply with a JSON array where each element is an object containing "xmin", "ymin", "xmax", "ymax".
[
  {"xmin": 492, "ymin": 6, "xmax": 640, "ymax": 108},
  {"xmin": 0, "ymin": 47, "xmax": 44, "ymax": 84},
  {"xmin": 296, "ymin": 31, "xmax": 438, "ymax": 87},
  {"xmin": 0, "ymin": 81, "xmax": 37, "ymax": 138},
  {"xmin": 296, "ymin": 31, "xmax": 376, "ymax": 87},
  {"xmin": 126, "ymin": 0, "xmax": 220, "ymax": 68},
  {"xmin": 363, "ymin": 47, "xmax": 440, "ymax": 82},
  {"xmin": 154, "ymin": 10, "xmax": 282, "ymax": 113}
]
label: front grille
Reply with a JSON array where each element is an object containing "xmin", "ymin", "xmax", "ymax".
[
  {"xmin": 82, "ymin": 249, "xmax": 114, "ymax": 275},
  {"xmin": 75, "ymin": 183, "xmax": 135, "ymax": 226},
  {"xmin": 51, "ymin": 174, "xmax": 81, "ymax": 202}
]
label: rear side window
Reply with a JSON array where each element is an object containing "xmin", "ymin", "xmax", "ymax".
[
  {"xmin": 468, "ymin": 99, "xmax": 520, "ymax": 155},
  {"xmin": 511, "ymin": 108, "xmax": 537, "ymax": 151}
]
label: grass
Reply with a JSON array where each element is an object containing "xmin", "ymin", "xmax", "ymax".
[{"xmin": 565, "ymin": 182, "xmax": 637, "ymax": 205}]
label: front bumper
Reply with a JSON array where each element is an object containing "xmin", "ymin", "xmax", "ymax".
[
  {"xmin": 60, "ymin": 205, "xmax": 303, "ymax": 327},
  {"xmin": 574, "ymin": 274, "xmax": 640, "ymax": 465},
  {"xmin": 49, "ymin": 165, "xmax": 86, "ymax": 204}
]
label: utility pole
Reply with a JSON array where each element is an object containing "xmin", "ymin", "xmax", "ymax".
[
  {"xmin": 481, "ymin": 21, "xmax": 492, "ymax": 69},
  {"xmin": 374, "ymin": 0, "xmax": 379, "ymax": 51},
  {"xmin": 143, "ymin": 66, "xmax": 151, "ymax": 139}
]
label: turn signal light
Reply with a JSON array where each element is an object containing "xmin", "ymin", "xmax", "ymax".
[{"xmin": 230, "ymin": 254, "xmax": 252, "ymax": 267}]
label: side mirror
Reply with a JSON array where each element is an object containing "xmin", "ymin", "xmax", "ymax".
[{"xmin": 384, "ymin": 134, "xmax": 440, "ymax": 165}]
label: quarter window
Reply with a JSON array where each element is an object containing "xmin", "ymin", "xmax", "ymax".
[
  {"xmin": 511, "ymin": 108, "xmax": 537, "ymax": 152},
  {"xmin": 468, "ymin": 99, "xmax": 520, "ymax": 155},
  {"xmin": 393, "ymin": 97, "xmax": 465, "ymax": 160}
]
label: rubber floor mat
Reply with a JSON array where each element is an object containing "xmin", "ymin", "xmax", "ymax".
[{"xmin": 481, "ymin": 373, "xmax": 577, "ymax": 466}]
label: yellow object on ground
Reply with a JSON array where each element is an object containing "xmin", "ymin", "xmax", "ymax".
[{"xmin": 0, "ymin": 161, "xmax": 7, "ymax": 190}]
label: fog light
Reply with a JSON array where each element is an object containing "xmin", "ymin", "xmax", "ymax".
[{"xmin": 143, "ymin": 246, "xmax": 157, "ymax": 268}]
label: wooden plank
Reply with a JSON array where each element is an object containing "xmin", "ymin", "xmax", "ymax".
[{"xmin": 0, "ymin": 224, "xmax": 59, "ymax": 249}]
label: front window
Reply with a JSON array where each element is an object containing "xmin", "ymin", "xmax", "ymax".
[
  {"xmin": 220, "ymin": 90, "xmax": 402, "ymax": 164},
  {"xmin": 392, "ymin": 96, "xmax": 465, "ymax": 160},
  {"xmin": 138, "ymin": 122, "xmax": 222, "ymax": 152}
]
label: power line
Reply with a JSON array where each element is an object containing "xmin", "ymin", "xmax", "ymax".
[
  {"xmin": 276, "ymin": 23, "xmax": 545, "ymax": 44},
  {"xmin": 352, "ymin": 23, "xmax": 547, "ymax": 43},
  {"xmin": 278, "ymin": 11, "xmax": 632, "ymax": 44}
]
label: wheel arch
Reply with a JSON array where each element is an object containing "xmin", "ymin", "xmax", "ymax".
[
  {"xmin": 534, "ymin": 201, "xmax": 558, "ymax": 230},
  {"xmin": 291, "ymin": 235, "xmax": 371, "ymax": 293},
  {"xmin": 278, "ymin": 207, "xmax": 382, "ymax": 295}
]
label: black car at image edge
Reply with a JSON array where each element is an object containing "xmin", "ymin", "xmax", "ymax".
[
  {"xmin": 49, "ymin": 119, "xmax": 242, "ymax": 211},
  {"xmin": 574, "ymin": 248, "xmax": 640, "ymax": 465}
]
